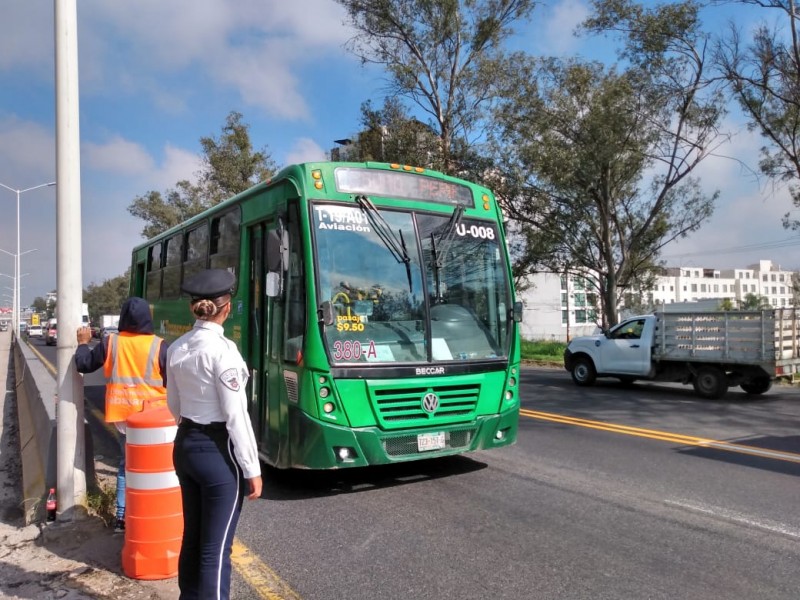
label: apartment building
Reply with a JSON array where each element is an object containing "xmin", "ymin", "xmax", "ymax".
[{"xmin": 518, "ymin": 259, "xmax": 798, "ymax": 342}]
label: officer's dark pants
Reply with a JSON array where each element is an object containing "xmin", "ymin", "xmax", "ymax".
[{"xmin": 173, "ymin": 423, "xmax": 245, "ymax": 600}]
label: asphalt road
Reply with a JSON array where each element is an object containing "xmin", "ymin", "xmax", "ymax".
[{"xmin": 29, "ymin": 338, "xmax": 800, "ymax": 599}]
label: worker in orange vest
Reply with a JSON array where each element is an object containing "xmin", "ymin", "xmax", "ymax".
[{"xmin": 75, "ymin": 297, "xmax": 168, "ymax": 533}]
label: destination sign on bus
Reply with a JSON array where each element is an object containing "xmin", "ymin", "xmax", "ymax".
[{"xmin": 334, "ymin": 167, "xmax": 475, "ymax": 207}]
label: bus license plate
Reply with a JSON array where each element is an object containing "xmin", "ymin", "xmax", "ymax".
[{"xmin": 417, "ymin": 432, "xmax": 446, "ymax": 452}]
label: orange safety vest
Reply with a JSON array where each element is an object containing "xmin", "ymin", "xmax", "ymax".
[{"xmin": 103, "ymin": 332, "xmax": 167, "ymax": 423}]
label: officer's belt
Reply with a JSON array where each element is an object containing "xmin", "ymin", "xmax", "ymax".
[{"xmin": 179, "ymin": 418, "xmax": 227, "ymax": 432}]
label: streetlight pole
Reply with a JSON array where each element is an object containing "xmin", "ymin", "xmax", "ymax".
[{"xmin": 0, "ymin": 181, "xmax": 56, "ymax": 337}]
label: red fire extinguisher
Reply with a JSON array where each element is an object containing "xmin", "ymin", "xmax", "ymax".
[{"xmin": 46, "ymin": 488, "xmax": 56, "ymax": 521}]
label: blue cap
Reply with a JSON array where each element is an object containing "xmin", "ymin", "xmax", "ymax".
[{"xmin": 181, "ymin": 269, "xmax": 236, "ymax": 300}]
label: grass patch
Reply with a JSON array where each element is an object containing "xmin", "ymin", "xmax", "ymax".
[
  {"xmin": 86, "ymin": 482, "xmax": 117, "ymax": 527},
  {"xmin": 520, "ymin": 338, "xmax": 566, "ymax": 364}
]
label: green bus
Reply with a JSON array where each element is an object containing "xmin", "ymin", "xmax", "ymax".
[{"xmin": 131, "ymin": 161, "xmax": 522, "ymax": 469}]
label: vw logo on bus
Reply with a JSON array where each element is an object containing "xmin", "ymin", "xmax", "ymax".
[{"xmin": 421, "ymin": 392, "xmax": 439, "ymax": 414}]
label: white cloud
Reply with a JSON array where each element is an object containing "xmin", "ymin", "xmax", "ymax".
[
  {"xmin": 82, "ymin": 136, "xmax": 201, "ymax": 190},
  {"xmin": 0, "ymin": 117, "xmax": 56, "ymax": 181},
  {"xmin": 0, "ymin": 4, "xmax": 54, "ymax": 74},
  {"xmin": 73, "ymin": 0, "xmax": 354, "ymax": 119},
  {"xmin": 284, "ymin": 138, "xmax": 327, "ymax": 165},
  {"xmin": 540, "ymin": 0, "xmax": 589, "ymax": 55},
  {"xmin": 84, "ymin": 137, "xmax": 155, "ymax": 175}
]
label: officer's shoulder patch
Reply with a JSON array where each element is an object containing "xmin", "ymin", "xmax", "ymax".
[{"xmin": 219, "ymin": 367, "xmax": 240, "ymax": 391}]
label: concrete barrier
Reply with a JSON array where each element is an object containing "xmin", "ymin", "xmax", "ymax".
[{"xmin": 11, "ymin": 336, "xmax": 94, "ymax": 523}]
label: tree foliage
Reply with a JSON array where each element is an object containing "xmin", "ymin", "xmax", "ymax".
[
  {"xmin": 715, "ymin": 0, "xmax": 800, "ymax": 229},
  {"xmin": 82, "ymin": 270, "xmax": 131, "ymax": 325},
  {"xmin": 348, "ymin": 97, "xmax": 443, "ymax": 166},
  {"xmin": 128, "ymin": 111, "xmax": 276, "ymax": 239},
  {"xmin": 335, "ymin": 0, "xmax": 535, "ymax": 174},
  {"xmin": 491, "ymin": 0, "xmax": 725, "ymax": 326}
]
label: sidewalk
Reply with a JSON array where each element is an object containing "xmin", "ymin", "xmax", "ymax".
[{"xmin": 0, "ymin": 330, "xmax": 179, "ymax": 599}]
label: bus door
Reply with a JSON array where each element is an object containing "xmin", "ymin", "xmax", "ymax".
[{"xmin": 248, "ymin": 221, "xmax": 284, "ymax": 464}]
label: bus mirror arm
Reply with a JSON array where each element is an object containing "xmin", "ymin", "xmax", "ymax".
[{"xmin": 319, "ymin": 301, "xmax": 334, "ymax": 326}]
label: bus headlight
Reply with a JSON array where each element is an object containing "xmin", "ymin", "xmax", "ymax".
[
  {"xmin": 319, "ymin": 386, "xmax": 330, "ymax": 398},
  {"xmin": 323, "ymin": 401, "xmax": 335, "ymax": 413}
]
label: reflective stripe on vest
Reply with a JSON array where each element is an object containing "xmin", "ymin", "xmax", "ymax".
[{"xmin": 103, "ymin": 333, "xmax": 167, "ymax": 423}]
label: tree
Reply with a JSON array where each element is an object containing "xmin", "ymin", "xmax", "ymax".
[
  {"xmin": 335, "ymin": 0, "xmax": 535, "ymax": 174},
  {"xmin": 198, "ymin": 111, "xmax": 277, "ymax": 204},
  {"xmin": 128, "ymin": 111, "xmax": 276, "ymax": 238},
  {"xmin": 739, "ymin": 291, "xmax": 771, "ymax": 309},
  {"xmin": 347, "ymin": 97, "xmax": 442, "ymax": 166},
  {"xmin": 715, "ymin": 0, "xmax": 800, "ymax": 229},
  {"xmin": 82, "ymin": 271, "xmax": 131, "ymax": 325},
  {"xmin": 492, "ymin": 0, "xmax": 726, "ymax": 327},
  {"xmin": 31, "ymin": 296, "xmax": 47, "ymax": 313}
]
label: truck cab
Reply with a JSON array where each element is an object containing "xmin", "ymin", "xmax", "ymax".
[{"xmin": 564, "ymin": 315, "xmax": 656, "ymax": 385}]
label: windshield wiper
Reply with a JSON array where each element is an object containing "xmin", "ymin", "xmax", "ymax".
[
  {"xmin": 430, "ymin": 206, "xmax": 464, "ymax": 303},
  {"xmin": 435, "ymin": 205, "xmax": 464, "ymax": 269},
  {"xmin": 356, "ymin": 195, "xmax": 413, "ymax": 293}
]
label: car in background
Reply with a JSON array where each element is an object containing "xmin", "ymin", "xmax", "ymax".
[
  {"xmin": 28, "ymin": 324, "xmax": 43, "ymax": 338},
  {"xmin": 101, "ymin": 325, "xmax": 119, "ymax": 337},
  {"xmin": 0, "ymin": 321, "xmax": 8, "ymax": 332},
  {"xmin": 44, "ymin": 319, "xmax": 57, "ymax": 346}
]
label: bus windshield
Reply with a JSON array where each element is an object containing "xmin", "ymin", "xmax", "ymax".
[{"xmin": 312, "ymin": 202, "xmax": 511, "ymax": 365}]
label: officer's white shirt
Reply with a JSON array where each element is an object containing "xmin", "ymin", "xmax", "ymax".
[{"xmin": 166, "ymin": 320, "xmax": 261, "ymax": 479}]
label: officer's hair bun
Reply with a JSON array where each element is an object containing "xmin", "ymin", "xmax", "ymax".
[{"xmin": 191, "ymin": 299, "xmax": 219, "ymax": 319}]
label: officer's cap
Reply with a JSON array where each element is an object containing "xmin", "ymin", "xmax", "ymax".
[{"xmin": 181, "ymin": 269, "xmax": 236, "ymax": 300}]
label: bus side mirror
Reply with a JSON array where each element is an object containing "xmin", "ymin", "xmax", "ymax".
[
  {"xmin": 320, "ymin": 301, "xmax": 334, "ymax": 326},
  {"xmin": 266, "ymin": 229, "xmax": 284, "ymax": 273},
  {"xmin": 512, "ymin": 301, "xmax": 523, "ymax": 323}
]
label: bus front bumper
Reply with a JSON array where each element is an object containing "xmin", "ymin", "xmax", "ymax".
[{"xmin": 287, "ymin": 407, "xmax": 519, "ymax": 469}]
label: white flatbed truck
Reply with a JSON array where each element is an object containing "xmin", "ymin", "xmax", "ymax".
[{"xmin": 563, "ymin": 309, "xmax": 800, "ymax": 399}]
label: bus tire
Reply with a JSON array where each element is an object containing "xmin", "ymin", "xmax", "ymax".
[
  {"xmin": 740, "ymin": 377, "xmax": 772, "ymax": 395},
  {"xmin": 571, "ymin": 356, "xmax": 596, "ymax": 386},
  {"xmin": 692, "ymin": 366, "xmax": 728, "ymax": 399}
]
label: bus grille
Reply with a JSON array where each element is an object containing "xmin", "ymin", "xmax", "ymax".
[
  {"xmin": 383, "ymin": 428, "xmax": 475, "ymax": 457},
  {"xmin": 371, "ymin": 383, "xmax": 480, "ymax": 427}
]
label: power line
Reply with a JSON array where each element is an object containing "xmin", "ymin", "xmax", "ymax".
[{"xmin": 662, "ymin": 236, "xmax": 800, "ymax": 260}]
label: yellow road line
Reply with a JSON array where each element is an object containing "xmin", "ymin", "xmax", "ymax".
[
  {"xmin": 520, "ymin": 409, "xmax": 800, "ymax": 464},
  {"xmin": 231, "ymin": 539, "xmax": 302, "ymax": 600},
  {"xmin": 26, "ymin": 340, "xmax": 57, "ymax": 376}
]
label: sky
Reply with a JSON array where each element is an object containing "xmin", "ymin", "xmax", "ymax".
[{"xmin": 0, "ymin": 0, "xmax": 797, "ymax": 307}]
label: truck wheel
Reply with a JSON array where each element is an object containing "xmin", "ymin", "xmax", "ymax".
[
  {"xmin": 692, "ymin": 366, "xmax": 729, "ymax": 399},
  {"xmin": 571, "ymin": 356, "xmax": 596, "ymax": 386},
  {"xmin": 740, "ymin": 377, "xmax": 772, "ymax": 395}
]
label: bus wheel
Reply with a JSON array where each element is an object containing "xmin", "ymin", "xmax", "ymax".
[
  {"xmin": 740, "ymin": 377, "xmax": 772, "ymax": 395},
  {"xmin": 571, "ymin": 356, "xmax": 596, "ymax": 386},
  {"xmin": 692, "ymin": 366, "xmax": 728, "ymax": 399}
]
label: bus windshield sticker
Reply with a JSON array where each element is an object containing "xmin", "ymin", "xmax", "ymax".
[
  {"xmin": 336, "ymin": 314, "xmax": 365, "ymax": 332},
  {"xmin": 313, "ymin": 205, "xmax": 371, "ymax": 232},
  {"xmin": 332, "ymin": 339, "xmax": 395, "ymax": 362}
]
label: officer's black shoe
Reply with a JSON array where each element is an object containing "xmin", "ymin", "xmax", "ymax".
[{"xmin": 113, "ymin": 518, "xmax": 125, "ymax": 534}]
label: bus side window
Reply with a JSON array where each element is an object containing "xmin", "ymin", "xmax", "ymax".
[
  {"xmin": 183, "ymin": 223, "xmax": 209, "ymax": 283},
  {"xmin": 284, "ymin": 203, "xmax": 306, "ymax": 363},
  {"xmin": 162, "ymin": 234, "xmax": 183, "ymax": 299},
  {"xmin": 145, "ymin": 242, "xmax": 163, "ymax": 302},
  {"xmin": 210, "ymin": 208, "xmax": 241, "ymax": 282}
]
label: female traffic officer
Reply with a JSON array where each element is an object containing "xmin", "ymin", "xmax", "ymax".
[{"xmin": 166, "ymin": 268, "xmax": 262, "ymax": 600}]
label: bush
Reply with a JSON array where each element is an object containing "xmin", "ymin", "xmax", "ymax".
[{"xmin": 520, "ymin": 338, "xmax": 566, "ymax": 364}]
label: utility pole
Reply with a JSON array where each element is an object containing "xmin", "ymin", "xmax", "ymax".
[{"xmin": 55, "ymin": 0, "xmax": 86, "ymax": 520}]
